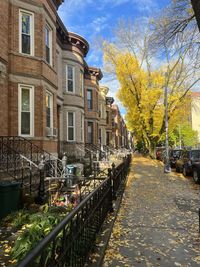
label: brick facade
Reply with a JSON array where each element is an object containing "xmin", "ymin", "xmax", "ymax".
[{"xmin": 0, "ymin": 0, "xmax": 129, "ymax": 158}]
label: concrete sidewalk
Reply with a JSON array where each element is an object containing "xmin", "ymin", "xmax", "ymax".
[{"xmin": 102, "ymin": 156, "xmax": 200, "ymax": 267}]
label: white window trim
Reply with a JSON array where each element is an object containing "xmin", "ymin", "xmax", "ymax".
[
  {"xmin": 87, "ymin": 89, "xmax": 93, "ymax": 110},
  {"xmin": 80, "ymin": 70, "xmax": 84, "ymax": 97},
  {"xmin": 46, "ymin": 91, "xmax": 53, "ymax": 129},
  {"xmin": 18, "ymin": 84, "xmax": 34, "ymax": 137},
  {"xmin": 80, "ymin": 113, "xmax": 84, "ymax": 142},
  {"xmin": 45, "ymin": 23, "xmax": 53, "ymax": 66},
  {"xmin": 67, "ymin": 111, "xmax": 76, "ymax": 142},
  {"xmin": 66, "ymin": 65, "xmax": 75, "ymax": 93},
  {"xmin": 19, "ymin": 9, "xmax": 34, "ymax": 56}
]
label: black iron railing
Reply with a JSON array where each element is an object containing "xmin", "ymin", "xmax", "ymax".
[
  {"xmin": 0, "ymin": 136, "xmax": 51, "ymax": 164},
  {"xmin": 16, "ymin": 155, "xmax": 131, "ymax": 267},
  {"xmin": 0, "ymin": 141, "xmax": 41, "ymax": 195}
]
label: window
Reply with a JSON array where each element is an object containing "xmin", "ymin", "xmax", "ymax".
[
  {"xmin": 87, "ymin": 122, "xmax": 93, "ymax": 144},
  {"xmin": 19, "ymin": 10, "xmax": 34, "ymax": 55},
  {"xmin": 66, "ymin": 66, "xmax": 75, "ymax": 93},
  {"xmin": 81, "ymin": 114, "xmax": 84, "ymax": 142},
  {"xmin": 87, "ymin": 90, "xmax": 92, "ymax": 110},
  {"xmin": 45, "ymin": 25, "xmax": 52, "ymax": 65},
  {"xmin": 18, "ymin": 84, "xmax": 34, "ymax": 136},
  {"xmin": 106, "ymin": 111, "xmax": 109, "ymax": 124},
  {"xmin": 67, "ymin": 112, "xmax": 75, "ymax": 141},
  {"xmin": 80, "ymin": 71, "xmax": 84, "ymax": 96},
  {"xmin": 46, "ymin": 92, "xmax": 53, "ymax": 129}
]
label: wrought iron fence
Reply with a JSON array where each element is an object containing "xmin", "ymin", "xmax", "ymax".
[{"xmin": 16, "ymin": 154, "xmax": 132, "ymax": 267}]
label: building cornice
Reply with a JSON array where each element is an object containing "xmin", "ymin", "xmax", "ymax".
[
  {"xmin": 84, "ymin": 66, "xmax": 103, "ymax": 81},
  {"xmin": 56, "ymin": 15, "xmax": 89, "ymax": 57}
]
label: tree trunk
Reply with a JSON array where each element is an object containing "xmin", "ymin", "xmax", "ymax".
[
  {"xmin": 191, "ymin": 0, "xmax": 200, "ymax": 32},
  {"xmin": 148, "ymin": 142, "xmax": 156, "ymax": 159}
]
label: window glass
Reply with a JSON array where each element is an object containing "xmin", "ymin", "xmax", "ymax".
[
  {"xmin": 20, "ymin": 87, "xmax": 32, "ymax": 135},
  {"xmin": 67, "ymin": 66, "xmax": 74, "ymax": 92},
  {"xmin": 87, "ymin": 90, "xmax": 92, "ymax": 110},
  {"xmin": 191, "ymin": 150, "xmax": 200, "ymax": 158},
  {"xmin": 21, "ymin": 12, "xmax": 32, "ymax": 55},
  {"xmin": 88, "ymin": 122, "xmax": 93, "ymax": 144},
  {"xmin": 67, "ymin": 112, "xmax": 75, "ymax": 141},
  {"xmin": 46, "ymin": 93, "xmax": 52, "ymax": 128},
  {"xmin": 68, "ymin": 113, "xmax": 74, "ymax": 126},
  {"xmin": 22, "ymin": 89, "xmax": 30, "ymax": 111},
  {"xmin": 45, "ymin": 26, "xmax": 50, "ymax": 63}
]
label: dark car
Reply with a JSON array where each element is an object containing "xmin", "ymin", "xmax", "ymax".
[
  {"xmin": 169, "ymin": 149, "xmax": 182, "ymax": 168},
  {"xmin": 175, "ymin": 149, "xmax": 200, "ymax": 177},
  {"xmin": 192, "ymin": 162, "xmax": 200, "ymax": 184}
]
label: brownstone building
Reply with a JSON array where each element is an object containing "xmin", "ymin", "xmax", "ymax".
[
  {"xmin": 0, "ymin": 0, "xmax": 129, "ymax": 159},
  {"xmin": 84, "ymin": 66, "xmax": 102, "ymax": 146},
  {"xmin": 0, "ymin": 0, "xmax": 62, "ymax": 153}
]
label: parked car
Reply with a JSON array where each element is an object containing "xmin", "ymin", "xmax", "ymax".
[
  {"xmin": 175, "ymin": 149, "xmax": 200, "ymax": 177},
  {"xmin": 192, "ymin": 161, "xmax": 200, "ymax": 184},
  {"xmin": 169, "ymin": 149, "xmax": 182, "ymax": 168}
]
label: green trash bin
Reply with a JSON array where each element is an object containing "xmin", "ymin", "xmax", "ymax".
[{"xmin": 0, "ymin": 181, "xmax": 21, "ymax": 219}]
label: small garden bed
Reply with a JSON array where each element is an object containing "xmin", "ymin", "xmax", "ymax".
[{"xmin": 0, "ymin": 204, "xmax": 73, "ymax": 266}]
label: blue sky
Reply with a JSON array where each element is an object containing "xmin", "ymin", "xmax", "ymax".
[{"xmin": 58, "ymin": 0, "xmax": 170, "ymax": 114}]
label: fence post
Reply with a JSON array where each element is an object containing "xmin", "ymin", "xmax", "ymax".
[
  {"xmin": 35, "ymin": 155, "xmax": 47, "ymax": 204},
  {"xmin": 111, "ymin": 163, "xmax": 116, "ymax": 200},
  {"xmin": 108, "ymin": 168, "xmax": 114, "ymax": 212}
]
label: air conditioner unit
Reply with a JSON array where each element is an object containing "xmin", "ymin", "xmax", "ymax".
[
  {"xmin": 46, "ymin": 127, "xmax": 52, "ymax": 137},
  {"xmin": 46, "ymin": 127, "xmax": 57, "ymax": 137},
  {"xmin": 52, "ymin": 128, "xmax": 57, "ymax": 137}
]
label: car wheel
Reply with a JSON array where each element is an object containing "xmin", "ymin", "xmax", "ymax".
[
  {"xmin": 183, "ymin": 166, "xmax": 187, "ymax": 177},
  {"xmin": 193, "ymin": 169, "xmax": 200, "ymax": 184}
]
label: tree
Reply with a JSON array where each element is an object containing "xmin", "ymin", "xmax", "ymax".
[
  {"xmin": 191, "ymin": 0, "xmax": 200, "ymax": 31},
  {"xmin": 103, "ymin": 21, "xmax": 199, "ymax": 157},
  {"xmin": 174, "ymin": 123, "xmax": 199, "ymax": 147},
  {"xmin": 151, "ymin": 0, "xmax": 200, "ymax": 69}
]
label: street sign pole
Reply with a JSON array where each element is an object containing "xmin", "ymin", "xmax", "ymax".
[{"xmin": 164, "ymin": 78, "xmax": 171, "ymax": 173}]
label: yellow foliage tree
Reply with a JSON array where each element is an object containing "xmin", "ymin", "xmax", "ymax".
[{"xmin": 103, "ymin": 35, "xmax": 194, "ymax": 156}]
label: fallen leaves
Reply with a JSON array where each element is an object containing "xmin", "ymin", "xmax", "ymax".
[{"xmin": 103, "ymin": 156, "xmax": 200, "ymax": 266}]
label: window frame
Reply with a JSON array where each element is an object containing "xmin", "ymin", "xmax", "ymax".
[
  {"xmin": 45, "ymin": 23, "xmax": 52, "ymax": 65},
  {"xmin": 19, "ymin": 9, "xmax": 34, "ymax": 56},
  {"xmin": 66, "ymin": 65, "xmax": 75, "ymax": 93},
  {"xmin": 80, "ymin": 70, "xmax": 84, "ymax": 97},
  {"xmin": 46, "ymin": 91, "xmax": 53, "ymax": 130},
  {"xmin": 67, "ymin": 111, "xmax": 75, "ymax": 142},
  {"xmin": 87, "ymin": 121, "xmax": 93, "ymax": 144},
  {"xmin": 18, "ymin": 84, "xmax": 34, "ymax": 137},
  {"xmin": 87, "ymin": 89, "xmax": 93, "ymax": 110},
  {"xmin": 80, "ymin": 113, "xmax": 84, "ymax": 142}
]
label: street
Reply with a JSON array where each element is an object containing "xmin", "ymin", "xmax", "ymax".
[{"xmin": 103, "ymin": 155, "xmax": 200, "ymax": 267}]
